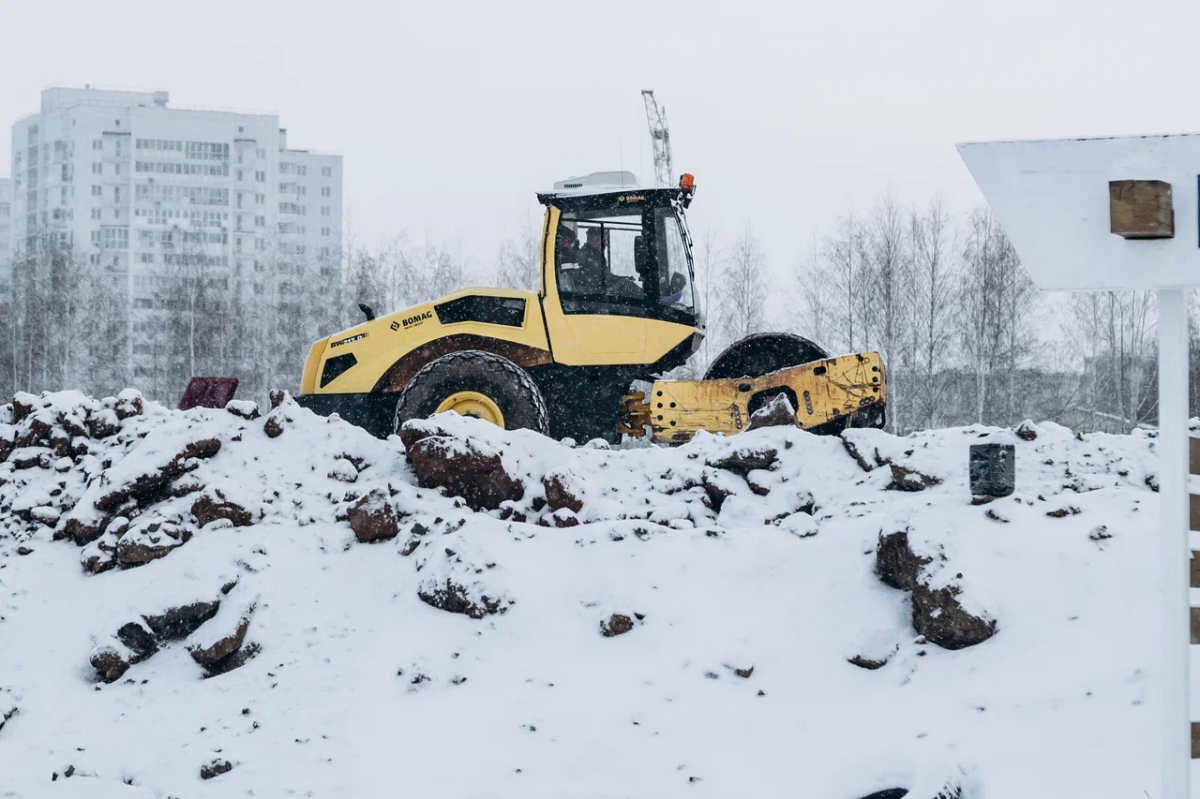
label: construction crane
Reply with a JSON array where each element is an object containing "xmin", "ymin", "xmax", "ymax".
[{"xmin": 641, "ymin": 90, "xmax": 673, "ymax": 188}]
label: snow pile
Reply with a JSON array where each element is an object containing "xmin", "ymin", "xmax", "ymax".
[{"xmin": 0, "ymin": 390, "xmax": 1168, "ymax": 797}]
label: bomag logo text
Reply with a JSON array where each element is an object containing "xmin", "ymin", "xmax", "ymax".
[{"xmin": 390, "ymin": 311, "xmax": 434, "ymax": 331}]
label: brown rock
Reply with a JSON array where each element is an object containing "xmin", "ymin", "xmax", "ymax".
[
  {"xmin": 885, "ymin": 463, "xmax": 941, "ymax": 492},
  {"xmin": 50, "ymin": 428, "xmax": 72, "ymax": 457},
  {"xmin": 911, "ymin": 583, "xmax": 997, "ymax": 650},
  {"xmin": 57, "ymin": 412, "xmax": 89, "ymax": 440},
  {"xmin": 408, "ymin": 435, "xmax": 524, "ymax": 511},
  {"xmin": 91, "ymin": 599, "xmax": 223, "ymax": 682},
  {"xmin": 348, "ymin": 489, "xmax": 399, "ymax": 543},
  {"xmin": 746, "ymin": 394, "xmax": 798, "ymax": 431},
  {"xmin": 200, "ymin": 759, "xmax": 233, "ymax": 780},
  {"xmin": 167, "ymin": 474, "xmax": 204, "ymax": 498},
  {"xmin": 116, "ymin": 621, "xmax": 159, "ymax": 661},
  {"xmin": 80, "ymin": 534, "xmax": 118, "ymax": 575},
  {"xmin": 543, "ymin": 471, "xmax": 584, "ymax": 513},
  {"xmin": 601, "ymin": 613, "xmax": 635, "ymax": 637},
  {"xmin": 143, "ymin": 600, "xmax": 221, "ymax": 640},
  {"xmin": 89, "ymin": 646, "xmax": 132, "ymax": 683},
  {"xmin": 10, "ymin": 447, "xmax": 50, "ymax": 470},
  {"xmin": 418, "ymin": 579, "xmax": 507, "ymax": 619},
  {"xmin": 192, "ymin": 492, "xmax": 254, "ymax": 527},
  {"xmin": 398, "ymin": 418, "xmax": 457, "ymax": 453},
  {"xmin": 1014, "ymin": 421, "xmax": 1038, "ymax": 441},
  {"xmin": 189, "ymin": 614, "xmax": 252, "ymax": 669},
  {"xmin": 116, "ymin": 522, "xmax": 190, "ymax": 567},
  {"xmin": 263, "ymin": 414, "xmax": 285, "ymax": 438},
  {"xmin": 202, "ymin": 641, "xmax": 261, "ymax": 677},
  {"xmin": 15, "ymin": 415, "xmax": 53, "ymax": 448},
  {"xmin": 706, "ymin": 445, "xmax": 778, "ymax": 477},
  {"xmin": 848, "ymin": 654, "xmax": 889, "ymax": 670},
  {"xmin": 16, "ymin": 546, "xmax": 32, "ymax": 556},
  {"xmin": 842, "ymin": 435, "xmax": 888, "ymax": 472},
  {"xmin": 225, "ymin": 401, "xmax": 260, "ymax": 420},
  {"xmin": 114, "ymin": 392, "xmax": 144, "ymax": 420},
  {"xmin": 64, "ymin": 514, "xmax": 110, "ymax": 546},
  {"xmin": 94, "ymin": 436, "xmax": 221, "ymax": 511},
  {"xmin": 546, "ymin": 509, "xmax": 579, "ymax": 528},
  {"xmin": 86, "ymin": 409, "xmax": 120, "ymax": 439},
  {"xmin": 875, "ymin": 529, "xmax": 932, "ymax": 592},
  {"xmin": 11, "ymin": 393, "xmax": 36, "ymax": 423},
  {"xmin": 701, "ymin": 468, "xmax": 739, "ymax": 512},
  {"xmin": 268, "ymin": 389, "xmax": 288, "ymax": 410}
]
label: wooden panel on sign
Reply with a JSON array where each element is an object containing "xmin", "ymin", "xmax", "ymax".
[
  {"xmin": 1191, "ymin": 437, "xmax": 1200, "ymax": 476},
  {"xmin": 1109, "ymin": 180, "xmax": 1174, "ymax": 239},
  {"xmin": 1190, "ymin": 494, "xmax": 1200, "ymax": 531},
  {"xmin": 1192, "ymin": 607, "xmax": 1200, "ymax": 645},
  {"xmin": 1194, "ymin": 722, "xmax": 1200, "ymax": 759},
  {"xmin": 1192, "ymin": 551, "xmax": 1200, "ymax": 589}
]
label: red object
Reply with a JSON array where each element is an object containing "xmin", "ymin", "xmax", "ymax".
[
  {"xmin": 679, "ymin": 173, "xmax": 695, "ymax": 192},
  {"xmin": 179, "ymin": 377, "xmax": 239, "ymax": 411}
]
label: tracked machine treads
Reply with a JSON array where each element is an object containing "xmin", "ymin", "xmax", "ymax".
[{"xmin": 295, "ymin": 171, "xmax": 886, "ymax": 442}]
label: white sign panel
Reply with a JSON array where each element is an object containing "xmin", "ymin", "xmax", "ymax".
[{"xmin": 958, "ymin": 134, "xmax": 1200, "ymax": 292}]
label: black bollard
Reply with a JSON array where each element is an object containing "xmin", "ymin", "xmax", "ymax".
[{"xmin": 970, "ymin": 442, "xmax": 1015, "ymax": 498}]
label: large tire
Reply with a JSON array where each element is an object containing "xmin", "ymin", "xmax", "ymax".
[
  {"xmin": 393, "ymin": 350, "xmax": 550, "ymax": 435},
  {"xmin": 704, "ymin": 333, "xmax": 829, "ymax": 380}
]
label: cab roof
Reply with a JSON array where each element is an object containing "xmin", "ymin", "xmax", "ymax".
[{"xmin": 537, "ymin": 171, "xmax": 684, "ymax": 208}]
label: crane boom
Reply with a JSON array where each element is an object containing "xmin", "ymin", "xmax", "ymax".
[{"xmin": 641, "ymin": 90, "xmax": 673, "ymax": 188}]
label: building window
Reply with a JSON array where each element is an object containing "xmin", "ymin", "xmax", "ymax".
[
  {"xmin": 140, "ymin": 253, "xmax": 153, "ymax": 264},
  {"xmin": 321, "ymin": 166, "xmax": 332, "ymax": 177},
  {"xmin": 321, "ymin": 206, "xmax": 330, "ymax": 217},
  {"xmin": 91, "ymin": 208, "xmax": 101, "ymax": 220},
  {"xmin": 92, "ymin": 163, "xmax": 102, "ymax": 174},
  {"xmin": 321, "ymin": 186, "xmax": 331, "ymax": 197},
  {"xmin": 114, "ymin": 163, "xmax": 121, "ymax": 176},
  {"xmin": 237, "ymin": 169, "xmax": 243, "ymax": 181},
  {"xmin": 321, "ymin": 226, "xmax": 330, "ymax": 236},
  {"xmin": 93, "ymin": 139, "xmax": 103, "ymax": 151},
  {"xmin": 91, "ymin": 185, "xmax": 101, "ymax": 196}
]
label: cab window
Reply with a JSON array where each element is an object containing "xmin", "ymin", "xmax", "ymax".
[{"xmin": 555, "ymin": 209, "xmax": 646, "ymax": 314}]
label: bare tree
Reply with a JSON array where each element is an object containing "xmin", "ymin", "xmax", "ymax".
[
  {"xmin": 861, "ymin": 191, "xmax": 909, "ymax": 431},
  {"xmin": 823, "ymin": 209, "xmax": 866, "ymax": 353},
  {"xmin": 693, "ymin": 226, "xmax": 723, "ymax": 371},
  {"xmin": 957, "ymin": 209, "xmax": 1005, "ymax": 424},
  {"xmin": 492, "ymin": 215, "xmax": 541, "ymax": 291},
  {"xmin": 716, "ymin": 224, "xmax": 769, "ymax": 344},
  {"xmin": 792, "ymin": 233, "xmax": 835, "ymax": 350},
  {"xmin": 906, "ymin": 198, "xmax": 957, "ymax": 430}
]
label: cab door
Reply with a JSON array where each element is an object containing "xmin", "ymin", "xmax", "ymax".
[{"xmin": 540, "ymin": 206, "xmax": 651, "ymax": 364}]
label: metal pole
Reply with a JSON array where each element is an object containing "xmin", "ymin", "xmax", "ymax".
[{"xmin": 1159, "ymin": 286, "xmax": 1191, "ymax": 798}]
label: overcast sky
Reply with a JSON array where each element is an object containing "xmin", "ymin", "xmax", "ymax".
[{"xmin": 6, "ymin": 0, "xmax": 1200, "ymax": 305}]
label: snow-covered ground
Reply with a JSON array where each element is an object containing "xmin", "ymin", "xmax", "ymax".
[{"xmin": 0, "ymin": 390, "xmax": 1173, "ymax": 797}]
